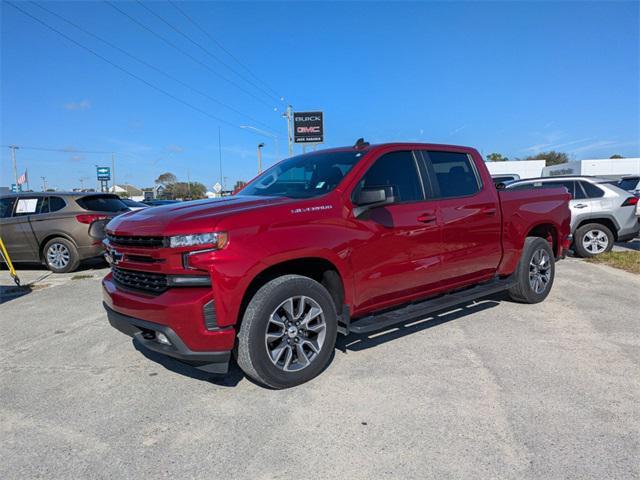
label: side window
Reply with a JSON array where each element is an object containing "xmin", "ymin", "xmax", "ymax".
[
  {"xmin": 356, "ymin": 151, "xmax": 423, "ymax": 203},
  {"xmin": 49, "ymin": 196, "xmax": 67, "ymax": 212},
  {"xmin": 13, "ymin": 197, "xmax": 43, "ymax": 216},
  {"xmin": 549, "ymin": 181, "xmax": 582, "ymax": 199},
  {"xmin": 580, "ymin": 181, "xmax": 605, "ymax": 199},
  {"xmin": 0, "ymin": 197, "xmax": 16, "ymax": 218},
  {"xmin": 425, "ymin": 151, "xmax": 480, "ymax": 198}
]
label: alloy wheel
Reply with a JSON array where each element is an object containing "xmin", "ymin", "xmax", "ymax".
[
  {"xmin": 265, "ymin": 296, "xmax": 327, "ymax": 372},
  {"xmin": 582, "ymin": 229, "xmax": 609, "ymax": 254},
  {"xmin": 528, "ymin": 248, "xmax": 551, "ymax": 294},
  {"xmin": 47, "ymin": 243, "xmax": 70, "ymax": 269}
]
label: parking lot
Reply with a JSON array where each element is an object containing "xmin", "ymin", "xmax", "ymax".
[{"xmin": 1, "ymin": 256, "xmax": 639, "ymax": 479}]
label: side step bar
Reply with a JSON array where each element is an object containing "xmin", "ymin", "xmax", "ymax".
[{"xmin": 347, "ymin": 276, "xmax": 516, "ymax": 335}]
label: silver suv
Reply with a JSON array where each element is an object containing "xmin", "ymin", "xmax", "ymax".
[{"xmin": 507, "ymin": 176, "xmax": 640, "ymax": 257}]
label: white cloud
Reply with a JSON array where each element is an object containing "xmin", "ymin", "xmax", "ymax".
[{"xmin": 64, "ymin": 100, "xmax": 91, "ymax": 111}]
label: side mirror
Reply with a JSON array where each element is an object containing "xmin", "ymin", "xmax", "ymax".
[{"xmin": 353, "ymin": 187, "xmax": 394, "ymax": 217}]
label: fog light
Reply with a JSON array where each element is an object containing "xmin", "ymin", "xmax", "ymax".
[{"xmin": 156, "ymin": 332, "xmax": 171, "ymax": 345}]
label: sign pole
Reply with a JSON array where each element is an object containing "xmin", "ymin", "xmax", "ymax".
[{"xmin": 285, "ymin": 105, "xmax": 294, "ymax": 157}]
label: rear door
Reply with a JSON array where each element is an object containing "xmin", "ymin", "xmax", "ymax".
[
  {"xmin": 29, "ymin": 196, "xmax": 73, "ymax": 245},
  {"xmin": 349, "ymin": 150, "xmax": 442, "ymax": 311},
  {"xmin": 2, "ymin": 196, "xmax": 42, "ymax": 261},
  {"xmin": 420, "ymin": 150, "xmax": 502, "ymax": 288}
]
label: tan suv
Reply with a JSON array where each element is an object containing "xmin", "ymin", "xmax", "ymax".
[{"xmin": 0, "ymin": 192, "xmax": 129, "ymax": 273}]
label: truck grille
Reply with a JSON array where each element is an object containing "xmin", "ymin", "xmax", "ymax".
[
  {"xmin": 107, "ymin": 233, "xmax": 165, "ymax": 248},
  {"xmin": 112, "ymin": 266, "xmax": 168, "ymax": 294}
]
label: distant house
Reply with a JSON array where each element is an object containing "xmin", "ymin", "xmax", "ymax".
[{"xmin": 110, "ymin": 184, "xmax": 144, "ymax": 201}]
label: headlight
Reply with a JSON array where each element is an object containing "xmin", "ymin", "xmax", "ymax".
[{"xmin": 169, "ymin": 232, "xmax": 228, "ymax": 249}]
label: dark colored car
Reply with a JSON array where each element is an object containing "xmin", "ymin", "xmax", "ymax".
[
  {"xmin": 0, "ymin": 192, "xmax": 129, "ymax": 273},
  {"xmin": 142, "ymin": 199, "xmax": 180, "ymax": 206},
  {"xmin": 103, "ymin": 141, "xmax": 571, "ymax": 388},
  {"xmin": 120, "ymin": 198, "xmax": 149, "ymax": 211}
]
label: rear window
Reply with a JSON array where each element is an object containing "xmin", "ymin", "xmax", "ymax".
[
  {"xmin": 618, "ymin": 178, "xmax": 640, "ymax": 191},
  {"xmin": 76, "ymin": 195, "xmax": 128, "ymax": 212},
  {"xmin": 424, "ymin": 151, "xmax": 481, "ymax": 198}
]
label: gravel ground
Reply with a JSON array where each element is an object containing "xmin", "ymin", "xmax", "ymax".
[{"xmin": 1, "ymin": 258, "xmax": 638, "ymax": 479}]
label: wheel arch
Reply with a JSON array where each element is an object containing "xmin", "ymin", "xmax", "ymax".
[
  {"xmin": 237, "ymin": 257, "xmax": 347, "ymax": 328},
  {"xmin": 526, "ymin": 222, "xmax": 559, "ymax": 256},
  {"xmin": 576, "ymin": 217, "xmax": 618, "ymax": 240},
  {"xmin": 39, "ymin": 233, "xmax": 78, "ymax": 261}
]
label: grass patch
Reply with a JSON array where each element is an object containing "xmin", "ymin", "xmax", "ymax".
[
  {"xmin": 71, "ymin": 274, "xmax": 93, "ymax": 280},
  {"xmin": 586, "ymin": 251, "xmax": 640, "ymax": 274}
]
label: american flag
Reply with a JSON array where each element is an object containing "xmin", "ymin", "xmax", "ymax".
[{"xmin": 17, "ymin": 170, "xmax": 28, "ymax": 185}]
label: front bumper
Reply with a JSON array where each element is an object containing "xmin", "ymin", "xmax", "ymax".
[{"xmin": 104, "ymin": 303, "xmax": 231, "ymax": 374}]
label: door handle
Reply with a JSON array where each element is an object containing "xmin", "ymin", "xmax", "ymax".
[
  {"xmin": 574, "ymin": 204, "xmax": 588, "ymax": 209},
  {"xmin": 481, "ymin": 207, "xmax": 497, "ymax": 216},
  {"xmin": 417, "ymin": 213, "xmax": 437, "ymax": 223}
]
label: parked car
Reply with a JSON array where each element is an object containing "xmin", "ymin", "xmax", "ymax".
[
  {"xmin": 142, "ymin": 199, "xmax": 180, "ymax": 206},
  {"xmin": 103, "ymin": 141, "xmax": 571, "ymax": 388},
  {"xmin": 614, "ymin": 175, "xmax": 640, "ymax": 197},
  {"xmin": 491, "ymin": 173, "xmax": 521, "ymax": 186},
  {"xmin": 0, "ymin": 192, "xmax": 130, "ymax": 273},
  {"xmin": 507, "ymin": 176, "xmax": 640, "ymax": 257},
  {"xmin": 120, "ymin": 198, "xmax": 148, "ymax": 211}
]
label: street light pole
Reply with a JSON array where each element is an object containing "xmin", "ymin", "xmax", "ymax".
[
  {"xmin": 9, "ymin": 145, "xmax": 19, "ymax": 189},
  {"xmin": 41, "ymin": 176, "xmax": 47, "ymax": 192},
  {"xmin": 257, "ymin": 143, "xmax": 265, "ymax": 174},
  {"xmin": 283, "ymin": 105, "xmax": 294, "ymax": 157}
]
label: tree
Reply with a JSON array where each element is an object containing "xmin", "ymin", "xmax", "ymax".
[
  {"xmin": 155, "ymin": 172, "xmax": 177, "ymax": 185},
  {"xmin": 166, "ymin": 181, "xmax": 207, "ymax": 200},
  {"xmin": 610, "ymin": 154, "xmax": 624, "ymax": 159},
  {"xmin": 486, "ymin": 153, "xmax": 509, "ymax": 162},
  {"xmin": 523, "ymin": 151, "xmax": 569, "ymax": 166},
  {"xmin": 234, "ymin": 180, "xmax": 247, "ymax": 191}
]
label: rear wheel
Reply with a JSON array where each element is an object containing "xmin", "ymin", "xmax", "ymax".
[
  {"xmin": 508, "ymin": 237, "xmax": 555, "ymax": 304},
  {"xmin": 573, "ymin": 223, "xmax": 614, "ymax": 258},
  {"xmin": 236, "ymin": 275, "xmax": 338, "ymax": 389},
  {"xmin": 43, "ymin": 238, "xmax": 79, "ymax": 273}
]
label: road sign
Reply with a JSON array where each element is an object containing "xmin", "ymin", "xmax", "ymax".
[
  {"xmin": 293, "ymin": 111, "xmax": 323, "ymax": 144},
  {"xmin": 96, "ymin": 166, "xmax": 111, "ymax": 181},
  {"xmin": 213, "ymin": 182, "xmax": 222, "ymax": 194},
  {"xmin": 11, "ymin": 184, "xmax": 22, "ymax": 193}
]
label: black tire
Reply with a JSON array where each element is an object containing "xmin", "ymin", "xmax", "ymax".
[
  {"xmin": 43, "ymin": 237, "xmax": 80, "ymax": 273},
  {"xmin": 508, "ymin": 237, "xmax": 555, "ymax": 304},
  {"xmin": 573, "ymin": 223, "xmax": 614, "ymax": 258},
  {"xmin": 236, "ymin": 274, "xmax": 338, "ymax": 389}
]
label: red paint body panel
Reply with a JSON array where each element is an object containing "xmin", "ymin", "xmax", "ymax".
[{"xmin": 102, "ymin": 142, "xmax": 571, "ymax": 353}]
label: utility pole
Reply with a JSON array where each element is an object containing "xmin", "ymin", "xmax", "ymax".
[
  {"xmin": 41, "ymin": 176, "xmax": 47, "ymax": 192},
  {"xmin": 9, "ymin": 145, "xmax": 19, "ymax": 190},
  {"xmin": 283, "ymin": 105, "xmax": 293, "ymax": 157},
  {"xmin": 257, "ymin": 143, "xmax": 265, "ymax": 174},
  {"xmin": 187, "ymin": 169, "xmax": 192, "ymax": 198},
  {"xmin": 218, "ymin": 127, "xmax": 223, "ymax": 189}
]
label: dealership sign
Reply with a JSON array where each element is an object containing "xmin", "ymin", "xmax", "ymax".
[
  {"xmin": 294, "ymin": 111, "xmax": 323, "ymax": 144},
  {"xmin": 96, "ymin": 166, "xmax": 111, "ymax": 181}
]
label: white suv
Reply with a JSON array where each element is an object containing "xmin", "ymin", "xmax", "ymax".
[{"xmin": 507, "ymin": 176, "xmax": 640, "ymax": 257}]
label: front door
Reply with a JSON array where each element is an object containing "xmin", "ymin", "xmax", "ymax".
[{"xmin": 349, "ymin": 150, "xmax": 442, "ymax": 312}]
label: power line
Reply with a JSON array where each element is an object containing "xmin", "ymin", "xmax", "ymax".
[
  {"xmin": 137, "ymin": 1, "xmax": 280, "ymax": 105},
  {"xmin": 1, "ymin": 144, "xmax": 112, "ymax": 154},
  {"xmin": 104, "ymin": 1, "xmax": 277, "ymax": 111},
  {"xmin": 169, "ymin": 0, "xmax": 283, "ymax": 102},
  {"xmin": 31, "ymin": 1, "xmax": 276, "ymax": 133},
  {"xmin": 5, "ymin": 2, "xmax": 267, "ymax": 134}
]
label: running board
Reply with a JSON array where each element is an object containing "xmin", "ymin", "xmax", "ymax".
[{"xmin": 348, "ymin": 276, "xmax": 516, "ymax": 335}]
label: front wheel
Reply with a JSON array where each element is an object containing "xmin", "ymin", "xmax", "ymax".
[
  {"xmin": 508, "ymin": 237, "xmax": 555, "ymax": 304},
  {"xmin": 236, "ymin": 275, "xmax": 338, "ymax": 389}
]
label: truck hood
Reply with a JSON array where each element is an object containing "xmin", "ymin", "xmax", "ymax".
[{"xmin": 107, "ymin": 195, "xmax": 292, "ymax": 236}]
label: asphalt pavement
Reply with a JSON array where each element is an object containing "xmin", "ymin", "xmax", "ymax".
[{"xmin": 1, "ymin": 258, "xmax": 638, "ymax": 479}]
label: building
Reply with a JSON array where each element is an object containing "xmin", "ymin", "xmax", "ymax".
[
  {"xmin": 485, "ymin": 160, "xmax": 546, "ymax": 180},
  {"xmin": 109, "ymin": 184, "xmax": 144, "ymax": 201},
  {"xmin": 542, "ymin": 158, "xmax": 640, "ymax": 178}
]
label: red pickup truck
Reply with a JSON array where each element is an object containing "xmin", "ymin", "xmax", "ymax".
[{"xmin": 103, "ymin": 141, "xmax": 571, "ymax": 388}]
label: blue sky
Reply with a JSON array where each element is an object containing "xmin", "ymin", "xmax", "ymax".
[{"xmin": 1, "ymin": 1, "xmax": 638, "ymax": 191}]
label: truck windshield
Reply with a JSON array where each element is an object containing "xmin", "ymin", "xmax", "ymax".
[{"xmin": 241, "ymin": 150, "xmax": 365, "ymax": 199}]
